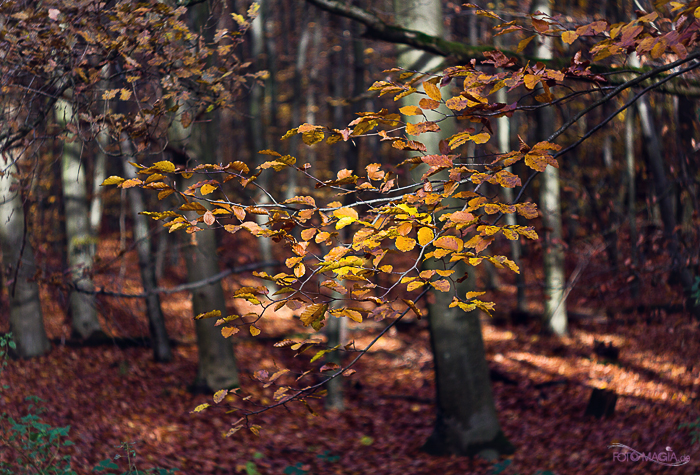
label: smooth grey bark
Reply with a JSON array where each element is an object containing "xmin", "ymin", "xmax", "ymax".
[
  {"xmin": 494, "ymin": 0, "xmax": 526, "ymax": 313},
  {"xmin": 422, "ymin": 266, "xmax": 514, "ymax": 459},
  {"xmin": 394, "ymin": 0, "xmax": 512, "ymax": 458},
  {"xmin": 55, "ymin": 98, "xmax": 104, "ymax": 340},
  {"xmin": 169, "ymin": 106, "xmax": 240, "ymax": 391},
  {"xmin": 532, "ymin": 0, "xmax": 567, "ymax": 336},
  {"xmin": 120, "ymin": 137, "xmax": 173, "ymax": 362},
  {"xmin": 0, "ymin": 154, "xmax": 50, "ymax": 358},
  {"xmin": 90, "ymin": 129, "xmax": 107, "ymax": 236}
]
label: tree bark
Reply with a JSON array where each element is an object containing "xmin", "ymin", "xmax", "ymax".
[
  {"xmin": 120, "ymin": 137, "xmax": 173, "ymax": 362},
  {"xmin": 394, "ymin": 0, "xmax": 513, "ymax": 458},
  {"xmin": 55, "ymin": 97, "xmax": 105, "ymax": 340},
  {"xmin": 533, "ymin": 0, "xmax": 567, "ymax": 336},
  {"xmin": 168, "ymin": 103, "xmax": 240, "ymax": 391},
  {"xmin": 422, "ymin": 271, "xmax": 514, "ymax": 458},
  {"xmin": 631, "ymin": 54, "xmax": 700, "ymax": 317},
  {"xmin": 0, "ymin": 154, "xmax": 50, "ymax": 359}
]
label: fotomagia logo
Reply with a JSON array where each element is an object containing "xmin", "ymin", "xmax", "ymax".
[{"xmin": 609, "ymin": 443, "xmax": 690, "ymax": 467}]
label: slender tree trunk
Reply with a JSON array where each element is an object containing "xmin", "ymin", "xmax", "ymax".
[
  {"xmin": 394, "ymin": 0, "xmax": 513, "ymax": 458},
  {"xmin": 625, "ymin": 101, "xmax": 639, "ymax": 297},
  {"xmin": 631, "ymin": 54, "xmax": 700, "ymax": 317},
  {"xmin": 120, "ymin": 137, "xmax": 173, "ymax": 362},
  {"xmin": 55, "ymin": 97, "xmax": 104, "ymax": 340},
  {"xmin": 0, "ymin": 152, "xmax": 50, "ymax": 359},
  {"xmin": 249, "ymin": 0, "xmax": 276, "ymax": 285},
  {"xmin": 533, "ymin": 0, "xmax": 567, "ymax": 335}
]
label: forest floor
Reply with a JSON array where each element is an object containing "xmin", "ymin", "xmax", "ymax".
[{"xmin": 1, "ymin": 229, "xmax": 699, "ymax": 475}]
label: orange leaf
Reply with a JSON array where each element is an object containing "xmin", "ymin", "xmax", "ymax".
[
  {"xmin": 406, "ymin": 121, "xmax": 440, "ymax": 136},
  {"xmin": 430, "ymin": 279, "xmax": 451, "ymax": 292},
  {"xmin": 396, "ymin": 236, "xmax": 416, "ymax": 252}
]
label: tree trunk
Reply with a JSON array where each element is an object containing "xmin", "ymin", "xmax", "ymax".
[
  {"xmin": 120, "ymin": 137, "xmax": 173, "ymax": 362},
  {"xmin": 55, "ymin": 97, "xmax": 105, "ymax": 340},
  {"xmin": 625, "ymin": 101, "xmax": 639, "ymax": 298},
  {"xmin": 533, "ymin": 0, "xmax": 567, "ymax": 335},
  {"xmin": 631, "ymin": 54, "xmax": 700, "ymax": 317},
  {"xmin": 168, "ymin": 103, "xmax": 240, "ymax": 391},
  {"xmin": 0, "ymin": 154, "xmax": 50, "ymax": 359},
  {"xmin": 394, "ymin": 0, "xmax": 513, "ymax": 458},
  {"xmin": 249, "ymin": 0, "xmax": 277, "ymax": 286}
]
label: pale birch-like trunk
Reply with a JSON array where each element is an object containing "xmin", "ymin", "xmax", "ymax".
[
  {"xmin": 533, "ymin": 0, "xmax": 567, "ymax": 336},
  {"xmin": 394, "ymin": 0, "xmax": 512, "ymax": 458},
  {"xmin": 55, "ymin": 98, "xmax": 104, "ymax": 340},
  {"xmin": 0, "ymin": 151, "xmax": 50, "ymax": 358}
]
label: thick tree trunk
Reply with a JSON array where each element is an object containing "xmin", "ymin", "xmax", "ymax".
[
  {"xmin": 120, "ymin": 137, "xmax": 173, "ymax": 362},
  {"xmin": 533, "ymin": 0, "xmax": 567, "ymax": 335},
  {"xmin": 169, "ymin": 104, "xmax": 240, "ymax": 391},
  {"xmin": 394, "ymin": 0, "xmax": 513, "ymax": 458},
  {"xmin": 422, "ymin": 264, "xmax": 514, "ymax": 459},
  {"xmin": 183, "ymin": 226, "xmax": 240, "ymax": 391},
  {"xmin": 0, "ymin": 154, "xmax": 50, "ymax": 359},
  {"xmin": 55, "ymin": 98, "xmax": 105, "ymax": 340}
]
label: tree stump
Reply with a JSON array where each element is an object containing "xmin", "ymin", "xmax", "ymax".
[{"xmin": 585, "ymin": 388, "xmax": 617, "ymax": 418}]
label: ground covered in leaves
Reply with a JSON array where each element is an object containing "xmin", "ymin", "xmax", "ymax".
[{"xmin": 1, "ymin": 231, "xmax": 700, "ymax": 475}]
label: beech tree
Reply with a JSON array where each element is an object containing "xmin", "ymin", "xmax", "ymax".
[{"xmin": 110, "ymin": 0, "xmax": 700, "ymax": 451}]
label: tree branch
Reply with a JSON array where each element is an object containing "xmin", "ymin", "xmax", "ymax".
[{"xmin": 305, "ymin": 0, "xmax": 700, "ymax": 97}]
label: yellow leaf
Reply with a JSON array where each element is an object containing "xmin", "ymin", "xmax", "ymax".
[
  {"xmin": 516, "ymin": 35, "xmax": 536, "ymax": 53},
  {"xmin": 423, "ymin": 81, "xmax": 442, "ymax": 102},
  {"xmin": 333, "ymin": 207, "xmax": 359, "ymax": 220},
  {"xmin": 523, "ymin": 74, "xmax": 540, "ymax": 90},
  {"xmin": 101, "ymin": 176, "xmax": 124, "ymax": 186},
  {"xmin": 561, "ymin": 30, "xmax": 578, "ymax": 44},
  {"xmin": 417, "ymin": 227, "xmax": 434, "ymax": 246},
  {"xmin": 201, "ymin": 184, "xmax": 217, "ymax": 195},
  {"xmin": 300, "ymin": 303, "xmax": 328, "ymax": 327},
  {"xmin": 396, "ymin": 236, "xmax": 416, "ymax": 252},
  {"xmin": 119, "ymin": 89, "xmax": 132, "ymax": 101},
  {"xmin": 152, "ymin": 161, "xmax": 176, "ymax": 173},
  {"xmin": 221, "ymin": 326, "xmax": 239, "ymax": 338},
  {"xmin": 195, "ymin": 310, "xmax": 221, "ymax": 320},
  {"xmin": 402, "ymin": 299, "xmax": 423, "ymax": 318},
  {"xmin": 213, "ymin": 389, "xmax": 228, "ymax": 403},
  {"xmin": 191, "ymin": 403, "xmax": 210, "ymax": 413},
  {"xmin": 471, "ymin": 132, "xmax": 490, "ymax": 144},
  {"xmin": 250, "ymin": 325, "xmax": 261, "ymax": 336},
  {"xmin": 399, "ymin": 105, "xmax": 423, "ymax": 116},
  {"xmin": 407, "ymin": 281, "xmax": 425, "ymax": 292},
  {"xmin": 102, "ymin": 89, "xmax": 119, "ymax": 100}
]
